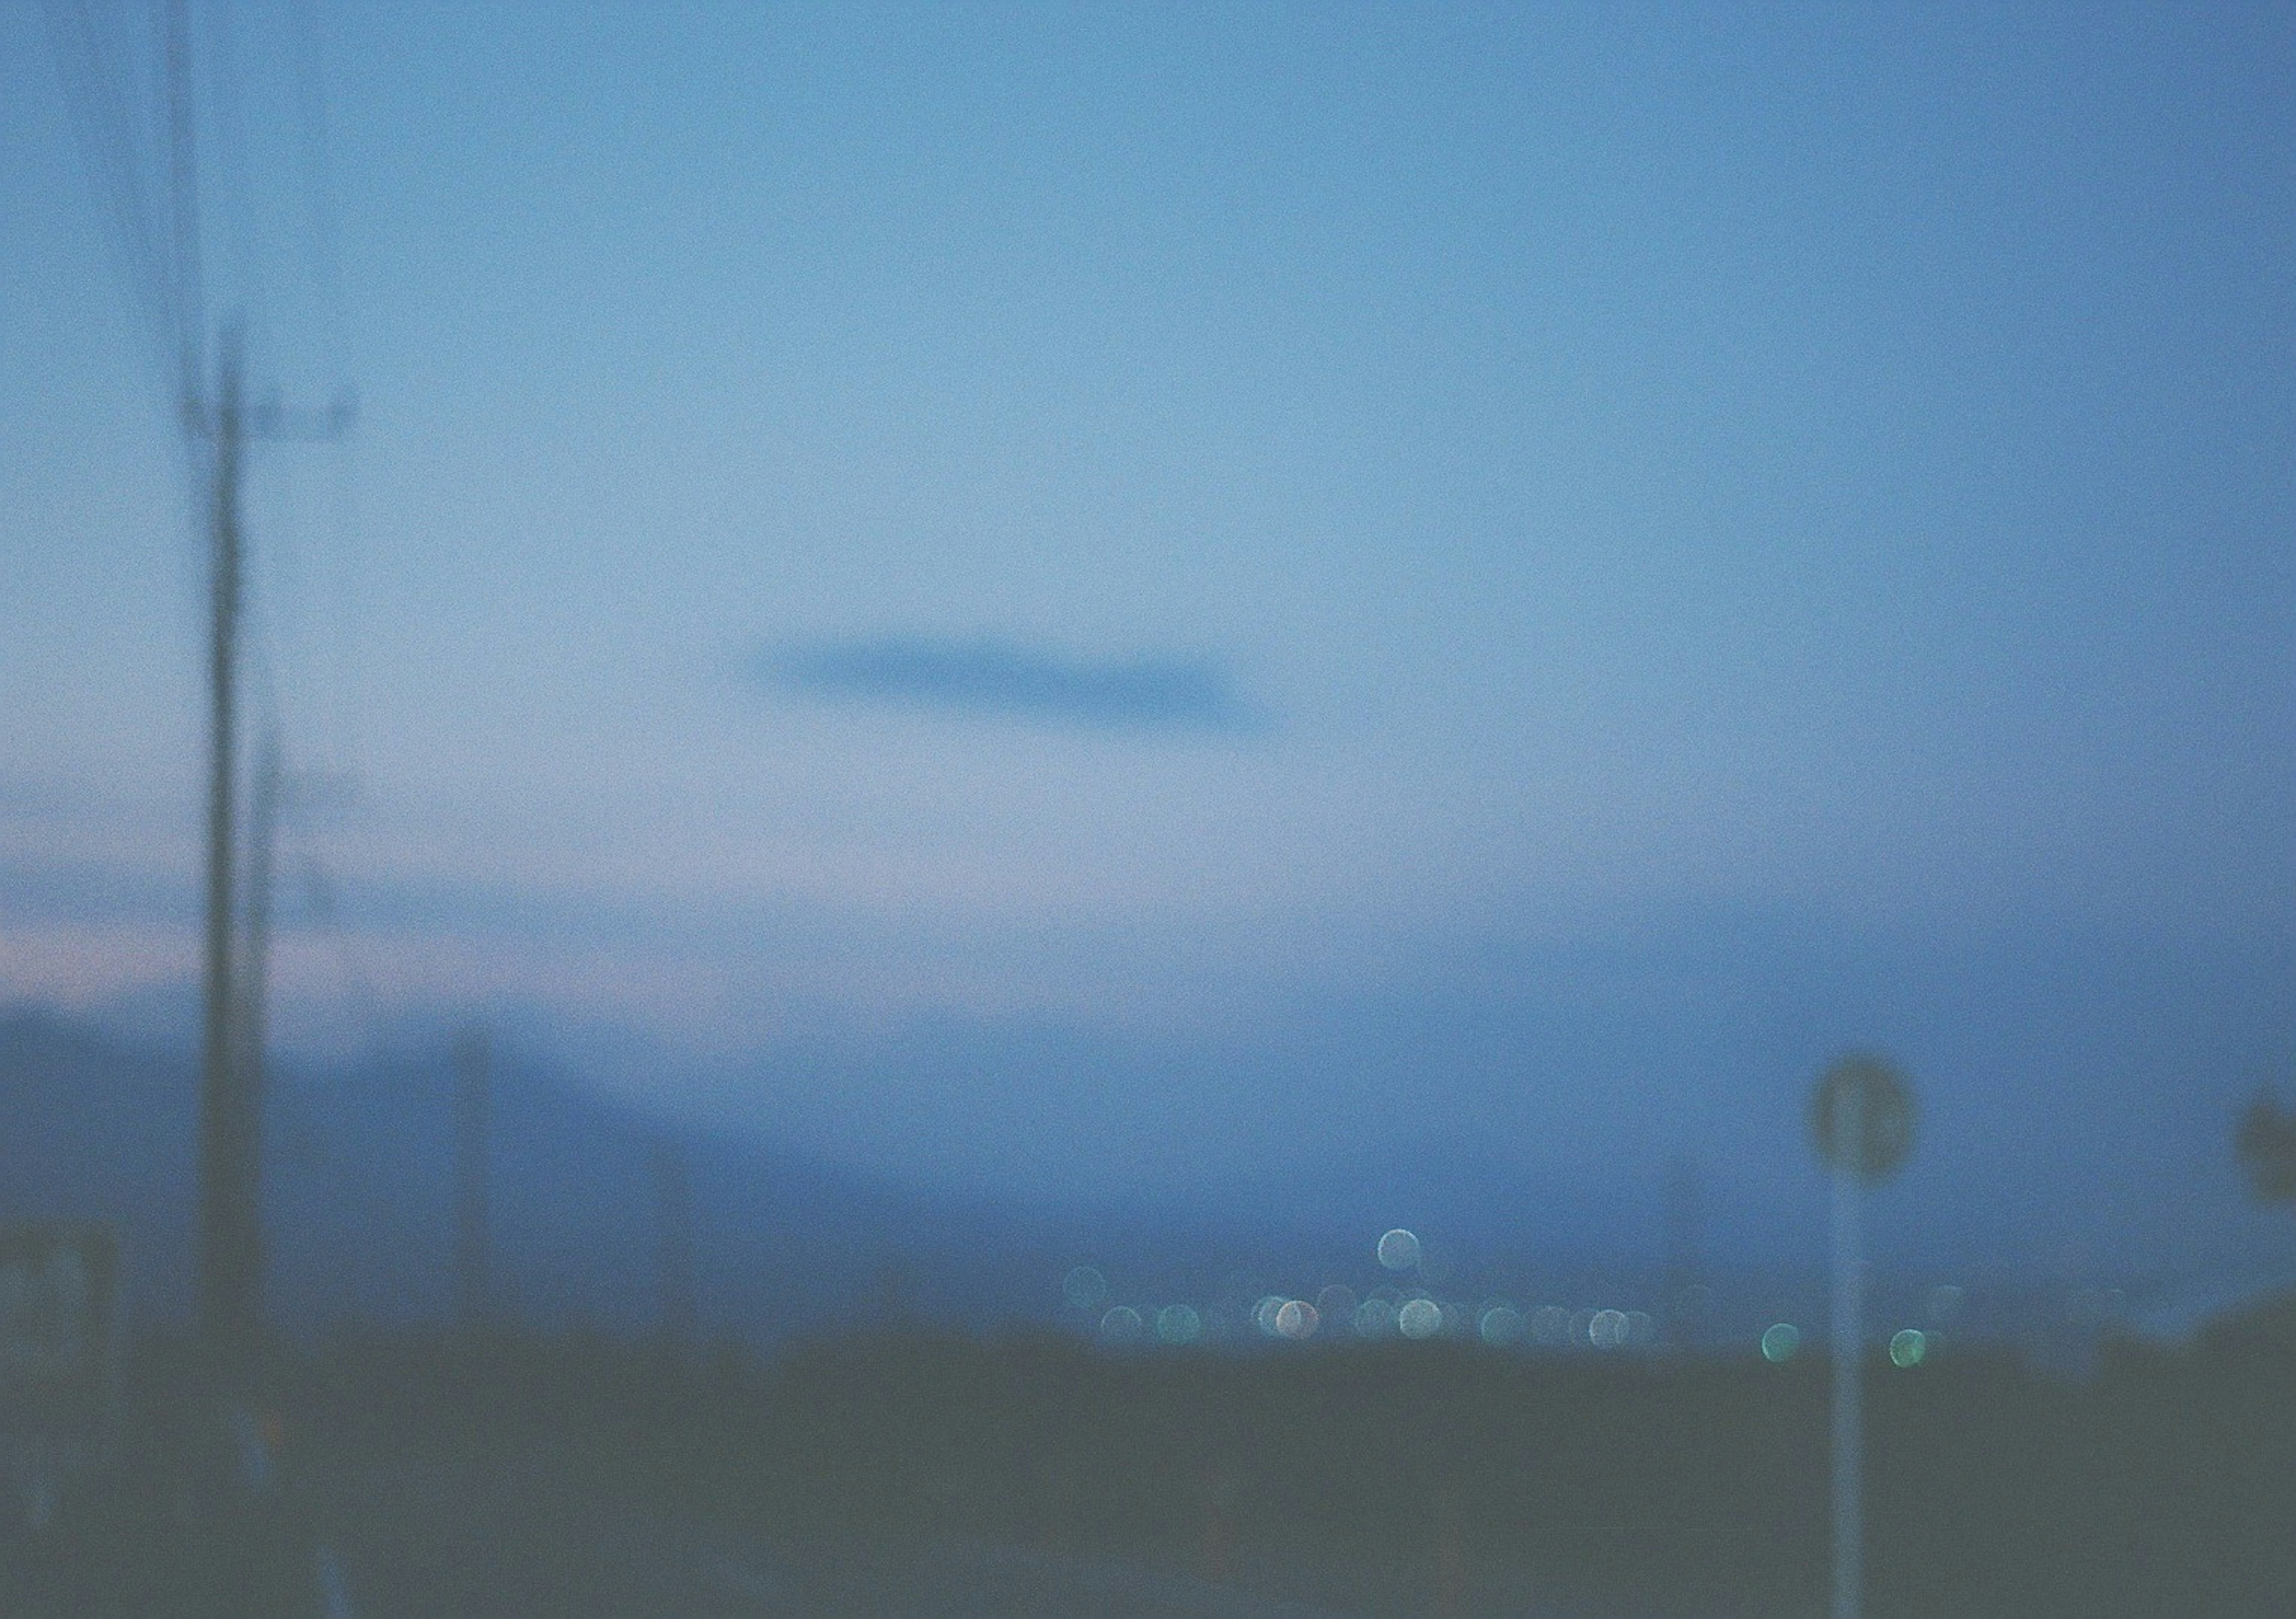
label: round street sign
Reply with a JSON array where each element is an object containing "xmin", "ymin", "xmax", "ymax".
[{"xmin": 1811, "ymin": 1053, "xmax": 1915, "ymax": 1183}]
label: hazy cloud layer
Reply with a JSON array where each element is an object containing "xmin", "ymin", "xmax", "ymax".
[{"xmin": 765, "ymin": 637, "xmax": 1264, "ymax": 735}]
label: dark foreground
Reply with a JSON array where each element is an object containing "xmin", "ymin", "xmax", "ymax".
[{"xmin": 6, "ymin": 1302, "xmax": 2292, "ymax": 1618}]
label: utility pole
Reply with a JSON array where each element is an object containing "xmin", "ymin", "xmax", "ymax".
[
  {"xmin": 453, "ymin": 1027, "xmax": 491, "ymax": 1328},
  {"xmin": 239, "ymin": 732, "xmax": 281, "ymax": 1082},
  {"xmin": 195, "ymin": 329, "xmax": 259, "ymax": 1361},
  {"xmin": 187, "ymin": 343, "xmax": 349, "ymax": 1366},
  {"xmin": 53, "ymin": 0, "xmax": 353, "ymax": 1374},
  {"xmin": 230, "ymin": 727, "xmax": 282, "ymax": 1334}
]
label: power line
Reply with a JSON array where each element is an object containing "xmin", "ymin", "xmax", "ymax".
[
  {"xmin": 201, "ymin": 0, "xmax": 270, "ymax": 362},
  {"xmin": 42, "ymin": 1, "xmax": 186, "ymax": 409},
  {"xmin": 161, "ymin": 0, "xmax": 207, "ymax": 416}
]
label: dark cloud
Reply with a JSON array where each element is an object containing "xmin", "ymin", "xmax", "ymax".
[{"xmin": 763, "ymin": 636, "xmax": 1265, "ymax": 735}]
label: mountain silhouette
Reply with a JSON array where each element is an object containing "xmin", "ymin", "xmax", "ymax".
[{"xmin": 0, "ymin": 1006, "xmax": 1376, "ymax": 1344}]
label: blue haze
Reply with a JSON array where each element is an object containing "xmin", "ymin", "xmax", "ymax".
[{"xmin": 0, "ymin": 4, "xmax": 2288, "ymax": 1295}]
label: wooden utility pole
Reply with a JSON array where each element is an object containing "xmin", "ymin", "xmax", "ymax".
[
  {"xmin": 196, "ymin": 330, "xmax": 261, "ymax": 1359},
  {"xmin": 53, "ymin": 0, "xmax": 352, "ymax": 1371},
  {"xmin": 187, "ymin": 341, "xmax": 349, "ymax": 1362},
  {"xmin": 239, "ymin": 731, "xmax": 282, "ymax": 1086},
  {"xmin": 228, "ymin": 726, "xmax": 283, "ymax": 1340}
]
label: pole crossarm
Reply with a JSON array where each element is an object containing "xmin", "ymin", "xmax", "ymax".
[{"xmin": 184, "ymin": 390, "xmax": 358, "ymax": 443}]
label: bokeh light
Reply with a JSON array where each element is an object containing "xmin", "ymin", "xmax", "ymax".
[
  {"xmin": 1274, "ymin": 1299, "xmax": 1321, "ymax": 1340},
  {"xmin": 1889, "ymin": 1328, "xmax": 1928, "ymax": 1367},
  {"xmin": 1252, "ymin": 1295, "xmax": 1287, "ymax": 1336},
  {"xmin": 1589, "ymin": 1309, "xmax": 1629, "ymax": 1350},
  {"xmin": 1062, "ymin": 1265, "xmax": 1109, "ymax": 1311},
  {"xmin": 1397, "ymin": 1298, "xmax": 1442, "ymax": 1340},
  {"xmin": 1156, "ymin": 1305, "xmax": 1203, "ymax": 1346},
  {"xmin": 1761, "ymin": 1323, "xmax": 1801, "ymax": 1363},
  {"xmin": 1315, "ymin": 1284, "xmax": 1359, "ymax": 1321},
  {"xmin": 1624, "ymin": 1310, "xmax": 1656, "ymax": 1346},
  {"xmin": 1354, "ymin": 1297, "xmax": 1396, "ymax": 1338},
  {"xmin": 1478, "ymin": 1305, "xmax": 1523, "ymax": 1346},
  {"xmin": 1100, "ymin": 1305, "xmax": 1143, "ymax": 1344},
  {"xmin": 1376, "ymin": 1229, "xmax": 1422, "ymax": 1272},
  {"xmin": 1531, "ymin": 1305, "xmax": 1570, "ymax": 1346}
]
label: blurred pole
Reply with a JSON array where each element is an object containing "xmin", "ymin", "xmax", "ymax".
[
  {"xmin": 239, "ymin": 734, "xmax": 280, "ymax": 1100},
  {"xmin": 196, "ymin": 327, "xmax": 261, "ymax": 1364},
  {"xmin": 1830, "ymin": 1082, "xmax": 1864, "ymax": 1619},
  {"xmin": 453, "ymin": 1027, "xmax": 491, "ymax": 1328},
  {"xmin": 230, "ymin": 731, "xmax": 280, "ymax": 1347}
]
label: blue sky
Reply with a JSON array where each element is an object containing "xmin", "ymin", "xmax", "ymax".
[{"xmin": 3, "ymin": 4, "xmax": 2291, "ymax": 1267}]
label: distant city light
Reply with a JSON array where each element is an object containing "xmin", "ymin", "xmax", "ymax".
[
  {"xmin": 1100, "ymin": 1306, "xmax": 1143, "ymax": 1344},
  {"xmin": 1063, "ymin": 1265, "xmax": 1109, "ymax": 1311},
  {"xmin": 1156, "ymin": 1304, "xmax": 1203, "ymax": 1346},
  {"xmin": 1397, "ymin": 1298, "xmax": 1442, "ymax": 1340},
  {"xmin": 1889, "ymin": 1328, "xmax": 1928, "ymax": 1368},
  {"xmin": 1274, "ymin": 1299, "xmax": 1320, "ymax": 1340},
  {"xmin": 1761, "ymin": 1322, "xmax": 1801, "ymax": 1363},
  {"xmin": 1376, "ymin": 1229, "xmax": 1422, "ymax": 1272}
]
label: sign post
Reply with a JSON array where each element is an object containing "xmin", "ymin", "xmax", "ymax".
[{"xmin": 1810, "ymin": 1055, "xmax": 1914, "ymax": 1619}]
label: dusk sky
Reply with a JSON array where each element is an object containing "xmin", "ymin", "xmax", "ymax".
[{"xmin": 4, "ymin": 5, "xmax": 2291, "ymax": 1274}]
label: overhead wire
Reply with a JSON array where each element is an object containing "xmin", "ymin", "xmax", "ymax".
[
  {"xmin": 201, "ymin": 0, "xmax": 269, "ymax": 368},
  {"xmin": 41, "ymin": 0, "xmax": 188, "ymax": 419},
  {"xmin": 159, "ymin": 0, "xmax": 207, "ymax": 418}
]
